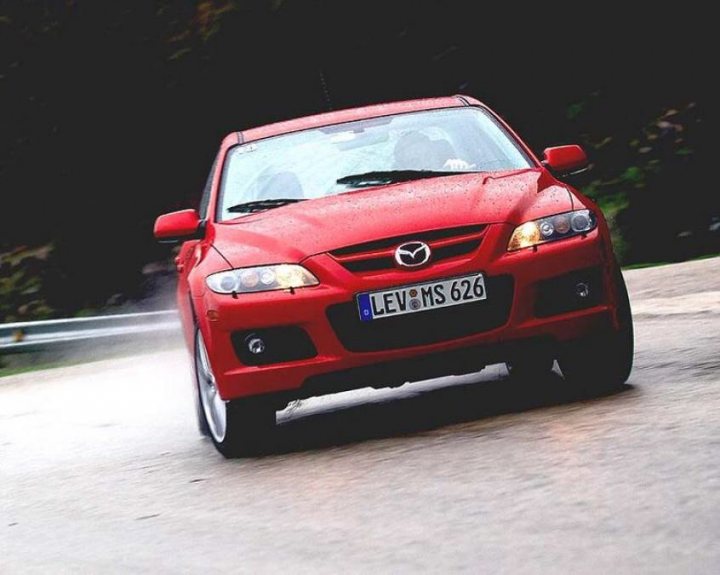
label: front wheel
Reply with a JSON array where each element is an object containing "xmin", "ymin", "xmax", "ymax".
[
  {"xmin": 195, "ymin": 329, "xmax": 276, "ymax": 458},
  {"xmin": 558, "ymin": 269, "xmax": 634, "ymax": 391}
]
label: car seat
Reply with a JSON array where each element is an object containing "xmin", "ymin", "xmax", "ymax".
[
  {"xmin": 258, "ymin": 170, "xmax": 304, "ymax": 200},
  {"xmin": 393, "ymin": 132, "xmax": 457, "ymax": 170}
]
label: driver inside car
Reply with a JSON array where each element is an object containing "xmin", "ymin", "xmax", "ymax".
[{"xmin": 392, "ymin": 131, "xmax": 475, "ymax": 171}]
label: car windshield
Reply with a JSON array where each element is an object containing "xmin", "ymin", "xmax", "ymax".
[{"xmin": 217, "ymin": 107, "xmax": 533, "ymax": 221}]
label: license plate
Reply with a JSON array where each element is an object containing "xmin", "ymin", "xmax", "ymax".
[{"xmin": 356, "ymin": 273, "xmax": 487, "ymax": 322}]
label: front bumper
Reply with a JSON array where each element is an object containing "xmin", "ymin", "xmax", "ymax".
[{"xmin": 196, "ymin": 224, "xmax": 615, "ymax": 401}]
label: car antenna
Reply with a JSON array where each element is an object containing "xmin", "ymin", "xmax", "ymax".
[{"xmin": 319, "ymin": 68, "xmax": 333, "ymax": 112}]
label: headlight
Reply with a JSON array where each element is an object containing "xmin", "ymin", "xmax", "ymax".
[
  {"xmin": 507, "ymin": 209, "xmax": 596, "ymax": 251},
  {"xmin": 206, "ymin": 265, "xmax": 319, "ymax": 294}
]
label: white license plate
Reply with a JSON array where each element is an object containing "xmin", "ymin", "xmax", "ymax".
[{"xmin": 357, "ymin": 273, "xmax": 487, "ymax": 322}]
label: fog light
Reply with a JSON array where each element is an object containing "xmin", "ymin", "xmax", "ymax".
[
  {"xmin": 245, "ymin": 335, "xmax": 266, "ymax": 355},
  {"xmin": 576, "ymin": 282, "xmax": 590, "ymax": 298}
]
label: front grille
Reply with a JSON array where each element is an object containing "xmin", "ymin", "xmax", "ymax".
[
  {"xmin": 326, "ymin": 274, "xmax": 514, "ymax": 352},
  {"xmin": 331, "ymin": 225, "xmax": 487, "ymax": 256},
  {"xmin": 343, "ymin": 256, "xmax": 395, "ymax": 273},
  {"xmin": 431, "ymin": 239, "xmax": 481, "ymax": 260},
  {"xmin": 330, "ymin": 225, "xmax": 487, "ymax": 273}
]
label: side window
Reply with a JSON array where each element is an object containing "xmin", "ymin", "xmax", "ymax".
[{"xmin": 199, "ymin": 153, "xmax": 219, "ymax": 220}]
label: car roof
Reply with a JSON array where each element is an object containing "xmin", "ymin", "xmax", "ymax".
[{"xmin": 235, "ymin": 95, "xmax": 484, "ymax": 144}]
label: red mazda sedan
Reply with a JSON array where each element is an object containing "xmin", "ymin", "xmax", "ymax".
[{"xmin": 155, "ymin": 96, "xmax": 633, "ymax": 457}]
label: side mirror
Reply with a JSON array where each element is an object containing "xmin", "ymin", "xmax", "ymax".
[
  {"xmin": 154, "ymin": 209, "xmax": 202, "ymax": 243},
  {"xmin": 542, "ymin": 145, "xmax": 588, "ymax": 174}
]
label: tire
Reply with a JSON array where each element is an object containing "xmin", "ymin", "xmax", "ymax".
[
  {"xmin": 194, "ymin": 328, "xmax": 276, "ymax": 458},
  {"xmin": 195, "ymin": 393, "xmax": 211, "ymax": 437},
  {"xmin": 558, "ymin": 269, "xmax": 634, "ymax": 391}
]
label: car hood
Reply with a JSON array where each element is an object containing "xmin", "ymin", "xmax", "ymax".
[{"xmin": 212, "ymin": 168, "xmax": 575, "ymax": 268}]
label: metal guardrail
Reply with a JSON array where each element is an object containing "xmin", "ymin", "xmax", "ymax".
[{"xmin": 0, "ymin": 311, "xmax": 181, "ymax": 353}]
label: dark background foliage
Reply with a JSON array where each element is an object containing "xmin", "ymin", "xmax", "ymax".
[{"xmin": 0, "ymin": 0, "xmax": 714, "ymax": 321}]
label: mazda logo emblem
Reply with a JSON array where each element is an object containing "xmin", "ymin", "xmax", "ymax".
[{"xmin": 394, "ymin": 241, "xmax": 432, "ymax": 268}]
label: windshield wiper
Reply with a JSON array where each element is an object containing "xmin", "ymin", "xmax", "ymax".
[
  {"xmin": 336, "ymin": 170, "xmax": 473, "ymax": 187},
  {"xmin": 226, "ymin": 198, "xmax": 306, "ymax": 214}
]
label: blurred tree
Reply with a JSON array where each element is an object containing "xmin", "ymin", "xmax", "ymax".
[{"xmin": 0, "ymin": 0, "xmax": 712, "ymax": 321}]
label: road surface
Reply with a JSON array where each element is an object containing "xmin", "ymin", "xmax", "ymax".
[{"xmin": 2, "ymin": 258, "xmax": 719, "ymax": 573}]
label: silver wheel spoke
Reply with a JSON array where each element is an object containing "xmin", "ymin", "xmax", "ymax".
[{"xmin": 196, "ymin": 331, "xmax": 227, "ymax": 442}]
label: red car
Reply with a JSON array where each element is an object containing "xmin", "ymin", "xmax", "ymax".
[{"xmin": 155, "ymin": 96, "xmax": 633, "ymax": 457}]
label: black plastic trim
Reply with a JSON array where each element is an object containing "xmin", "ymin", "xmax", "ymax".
[{"xmin": 231, "ymin": 326, "xmax": 317, "ymax": 366}]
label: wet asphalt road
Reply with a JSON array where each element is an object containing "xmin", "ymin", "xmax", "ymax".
[{"xmin": 1, "ymin": 258, "xmax": 719, "ymax": 573}]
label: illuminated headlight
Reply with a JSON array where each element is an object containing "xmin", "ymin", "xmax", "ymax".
[
  {"xmin": 206, "ymin": 265, "xmax": 319, "ymax": 294},
  {"xmin": 507, "ymin": 209, "xmax": 596, "ymax": 251}
]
